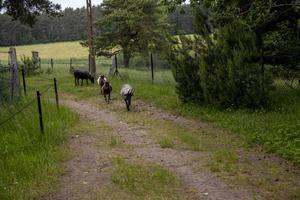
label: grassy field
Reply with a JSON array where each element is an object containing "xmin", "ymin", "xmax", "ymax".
[{"xmin": 0, "ymin": 41, "xmax": 88, "ymax": 60}]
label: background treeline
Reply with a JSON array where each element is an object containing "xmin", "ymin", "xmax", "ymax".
[{"xmin": 0, "ymin": 5, "xmax": 193, "ymax": 46}]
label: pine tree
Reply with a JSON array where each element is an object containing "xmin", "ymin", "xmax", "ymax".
[{"xmin": 95, "ymin": 0, "xmax": 170, "ymax": 68}]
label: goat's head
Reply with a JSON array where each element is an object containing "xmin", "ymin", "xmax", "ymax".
[
  {"xmin": 104, "ymin": 81, "xmax": 110, "ymax": 87},
  {"xmin": 90, "ymin": 75, "xmax": 95, "ymax": 84}
]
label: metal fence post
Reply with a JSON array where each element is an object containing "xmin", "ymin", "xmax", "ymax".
[
  {"xmin": 36, "ymin": 91, "xmax": 44, "ymax": 134},
  {"xmin": 150, "ymin": 53, "xmax": 154, "ymax": 84},
  {"xmin": 21, "ymin": 68, "xmax": 27, "ymax": 96},
  {"xmin": 39, "ymin": 58, "xmax": 41, "ymax": 69},
  {"xmin": 70, "ymin": 58, "xmax": 72, "ymax": 71},
  {"xmin": 54, "ymin": 78, "xmax": 59, "ymax": 111},
  {"xmin": 51, "ymin": 58, "xmax": 54, "ymax": 71}
]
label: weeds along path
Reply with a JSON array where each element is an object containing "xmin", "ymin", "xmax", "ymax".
[{"xmin": 48, "ymin": 98, "xmax": 255, "ymax": 200}]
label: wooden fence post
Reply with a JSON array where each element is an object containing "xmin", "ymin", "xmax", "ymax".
[
  {"xmin": 150, "ymin": 53, "xmax": 154, "ymax": 84},
  {"xmin": 88, "ymin": 54, "xmax": 91, "ymax": 73},
  {"xmin": 36, "ymin": 91, "xmax": 44, "ymax": 134},
  {"xmin": 54, "ymin": 78, "xmax": 59, "ymax": 111},
  {"xmin": 21, "ymin": 68, "xmax": 27, "ymax": 96},
  {"xmin": 9, "ymin": 47, "xmax": 21, "ymax": 102}
]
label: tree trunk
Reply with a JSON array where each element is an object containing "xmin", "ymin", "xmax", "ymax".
[{"xmin": 123, "ymin": 50, "xmax": 130, "ymax": 68}]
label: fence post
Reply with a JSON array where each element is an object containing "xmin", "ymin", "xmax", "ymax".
[
  {"xmin": 88, "ymin": 54, "xmax": 91, "ymax": 73},
  {"xmin": 9, "ymin": 47, "xmax": 21, "ymax": 102},
  {"xmin": 150, "ymin": 53, "xmax": 154, "ymax": 84},
  {"xmin": 70, "ymin": 58, "xmax": 72, "ymax": 71},
  {"xmin": 21, "ymin": 68, "xmax": 27, "ymax": 96},
  {"xmin": 51, "ymin": 58, "xmax": 54, "ymax": 71},
  {"xmin": 39, "ymin": 58, "xmax": 41, "ymax": 69},
  {"xmin": 36, "ymin": 91, "xmax": 44, "ymax": 134},
  {"xmin": 54, "ymin": 78, "xmax": 59, "ymax": 111}
]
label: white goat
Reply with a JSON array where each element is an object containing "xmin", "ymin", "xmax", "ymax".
[{"xmin": 120, "ymin": 84, "xmax": 134, "ymax": 111}]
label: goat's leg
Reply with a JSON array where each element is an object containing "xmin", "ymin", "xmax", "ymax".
[
  {"xmin": 125, "ymin": 99, "xmax": 130, "ymax": 111},
  {"xmin": 81, "ymin": 79, "xmax": 83, "ymax": 86},
  {"xmin": 128, "ymin": 96, "xmax": 131, "ymax": 106},
  {"xmin": 75, "ymin": 77, "xmax": 77, "ymax": 86},
  {"xmin": 108, "ymin": 92, "xmax": 110, "ymax": 103},
  {"xmin": 86, "ymin": 79, "xmax": 88, "ymax": 85}
]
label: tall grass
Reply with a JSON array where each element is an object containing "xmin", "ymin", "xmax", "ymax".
[{"xmin": 0, "ymin": 90, "xmax": 78, "ymax": 199}]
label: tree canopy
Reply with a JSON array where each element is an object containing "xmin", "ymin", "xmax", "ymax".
[
  {"xmin": 0, "ymin": 0, "xmax": 61, "ymax": 26},
  {"xmin": 94, "ymin": 0, "xmax": 170, "ymax": 68}
]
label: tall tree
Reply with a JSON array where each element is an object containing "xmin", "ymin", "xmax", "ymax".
[
  {"xmin": 94, "ymin": 0, "xmax": 170, "ymax": 68},
  {"xmin": 0, "ymin": 0, "xmax": 61, "ymax": 26}
]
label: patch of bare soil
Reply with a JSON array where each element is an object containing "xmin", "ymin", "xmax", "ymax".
[{"xmin": 54, "ymin": 99, "xmax": 254, "ymax": 200}]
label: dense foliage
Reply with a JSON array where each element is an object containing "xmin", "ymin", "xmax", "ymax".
[
  {"xmin": 94, "ymin": 0, "xmax": 171, "ymax": 68},
  {"xmin": 170, "ymin": 0, "xmax": 300, "ymax": 109},
  {"xmin": 0, "ymin": 7, "xmax": 95, "ymax": 46},
  {"xmin": 0, "ymin": 5, "xmax": 193, "ymax": 46},
  {"xmin": 0, "ymin": 0, "xmax": 61, "ymax": 26}
]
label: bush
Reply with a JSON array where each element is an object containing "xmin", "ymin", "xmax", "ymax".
[
  {"xmin": 170, "ymin": 21, "xmax": 274, "ymax": 109},
  {"xmin": 21, "ymin": 56, "xmax": 40, "ymax": 76},
  {"xmin": 169, "ymin": 41, "xmax": 203, "ymax": 103},
  {"xmin": 200, "ymin": 21, "xmax": 273, "ymax": 108}
]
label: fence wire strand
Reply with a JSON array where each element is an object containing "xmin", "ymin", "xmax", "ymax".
[
  {"xmin": 0, "ymin": 84, "xmax": 53, "ymax": 128},
  {"xmin": 0, "ymin": 97, "xmax": 36, "ymax": 127}
]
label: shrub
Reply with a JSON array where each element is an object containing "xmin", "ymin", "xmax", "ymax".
[
  {"xmin": 199, "ymin": 21, "xmax": 273, "ymax": 108},
  {"xmin": 169, "ymin": 37, "xmax": 203, "ymax": 103},
  {"xmin": 21, "ymin": 56, "xmax": 40, "ymax": 76},
  {"xmin": 170, "ymin": 21, "xmax": 273, "ymax": 109}
]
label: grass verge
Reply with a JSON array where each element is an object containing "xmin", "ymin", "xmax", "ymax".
[
  {"xmin": 110, "ymin": 157, "xmax": 181, "ymax": 199},
  {"xmin": 0, "ymin": 95, "xmax": 78, "ymax": 199}
]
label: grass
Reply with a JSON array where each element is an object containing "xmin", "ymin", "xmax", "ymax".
[
  {"xmin": 110, "ymin": 157, "xmax": 181, "ymax": 199},
  {"xmin": 0, "ymin": 95, "xmax": 78, "ymax": 199},
  {"xmin": 0, "ymin": 41, "xmax": 88, "ymax": 60},
  {"xmin": 208, "ymin": 150, "xmax": 238, "ymax": 173},
  {"xmin": 159, "ymin": 136, "xmax": 175, "ymax": 149}
]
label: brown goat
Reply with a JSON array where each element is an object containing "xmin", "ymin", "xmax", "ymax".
[{"xmin": 101, "ymin": 81, "xmax": 112, "ymax": 103}]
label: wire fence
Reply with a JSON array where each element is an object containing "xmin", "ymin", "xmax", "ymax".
[
  {"xmin": 0, "ymin": 47, "xmax": 21, "ymax": 104},
  {"xmin": 0, "ymin": 66, "xmax": 11, "ymax": 103},
  {"xmin": 0, "ymin": 78, "xmax": 59, "ymax": 133}
]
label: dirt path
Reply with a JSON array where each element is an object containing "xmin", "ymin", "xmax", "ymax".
[{"xmin": 43, "ymin": 98, "xmax": 300, "ymax": 200}]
